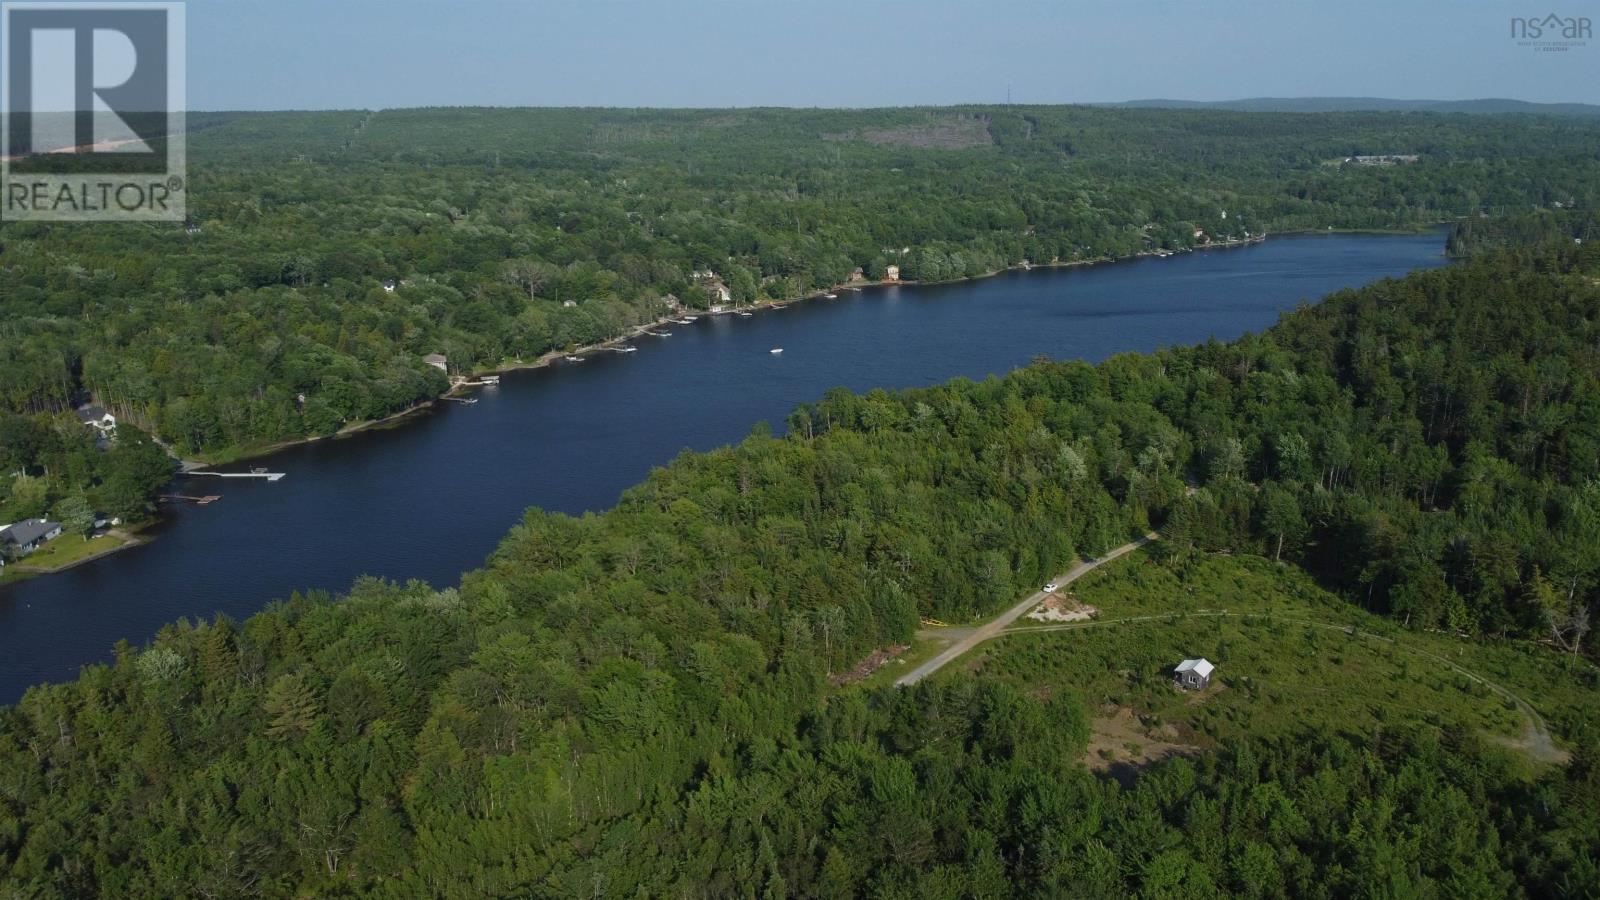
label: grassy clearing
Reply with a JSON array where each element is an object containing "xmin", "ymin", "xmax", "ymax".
[
  {"xmin": 957, "ymin": 551, "xmax": 1600, "ymax": 767},
  {"xmin": 983, "ymin": 614, "xmax": 1524, "ymax": 744}
]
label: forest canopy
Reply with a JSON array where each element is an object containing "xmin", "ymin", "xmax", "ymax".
[
  {"xmin": 1, "ymin": 224, "xmax": 1597, "ymax": 896},
  {"xmin": 5, "ymin": 105, "xmax": 1600, "ymax": 463}
]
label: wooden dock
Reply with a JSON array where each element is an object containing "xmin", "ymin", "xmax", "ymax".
[
  {"xmin": 159, "ymin": 494, "xmax": 221, "ymax": 505},
  {"xmin": 186, "ymin": 470, "xmax": 285, "ymax": 482}
]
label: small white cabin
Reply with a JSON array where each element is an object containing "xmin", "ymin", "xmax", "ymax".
[{"xmin": 1173, "ymin": 658, "xmax": 1214, "ymax": 690}]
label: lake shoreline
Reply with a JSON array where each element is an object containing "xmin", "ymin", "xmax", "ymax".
[
  {"xmin": 178, "ymin": 230, "xmax": 1288, "ymax": 471},
  {"xmin": 0, "ymin": 526, "xmax": 150, "ymax": 584},
  {"xmin": 78, "ymin": 226, "xmax": 1441, "ymax": 585},
  {"xmin": 209, "ymin": 224, "xmax": 1463, "ymax": 468},
  {"xmin": 0, "ymin": 230, "xmax": 1452, "ymax": 698}
]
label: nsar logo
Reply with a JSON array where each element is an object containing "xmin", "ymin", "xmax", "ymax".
[{"xmin": 1510, "ymin": 12, "xmax": 1592, "ymax": 51}]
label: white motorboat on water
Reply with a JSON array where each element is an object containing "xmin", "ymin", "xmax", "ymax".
[
  {"xmin": 564, "ymin": 355, "xmax": 584, "ymax": 362},
  {"xmin": 770, "ymin": 348, "xmax": 783, "ymax": 354},
  {"xmin": 682, "ymin": 316, "xmax": 698, "ymax": 322},
  {"xmin": 823, "ymin": 292, "xmax": 838, "ymax": 299},
  {"xmin": 615, "ymin": 346, "xmax": 637, "ymax": 353},
  {"xmin": 737, "ymin": 311, "xmax": 754, "ymax": 317}
]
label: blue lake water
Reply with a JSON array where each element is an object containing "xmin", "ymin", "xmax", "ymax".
[{"xmin": 0, "ymin": 232, "xmax": 1447, "ymax": 703}]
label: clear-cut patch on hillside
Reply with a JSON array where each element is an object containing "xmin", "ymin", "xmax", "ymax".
[{"xmin": 823, "ymin": 116, "xmax": 995, "ymax": 150}]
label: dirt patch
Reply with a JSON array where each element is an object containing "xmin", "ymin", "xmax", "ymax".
[
  {"xmin": 1085, "ymin": 706, "xmax": 1203, "ymax": 778},
  {"xmin": 824, "ymin": 117, "xmax": 994, "ymax": 150},
  {"xmin": 1026, "ymin": 594, "xmax": 1098, "ymax": 623},
  {"xmin": 1490, "ymin": 720, "xmax": 1571, "ymax": 766},
  {"xmin": 830, "ymin": 644, "xmax": 910, "ymax": 686}
]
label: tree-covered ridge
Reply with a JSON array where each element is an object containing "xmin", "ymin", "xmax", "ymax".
[
  {"xmin": 3, "ymin": 106, "xmax": 1599, "ymax": 459},
  {"xmin": 2, "ymin": 234, "xmax": 1598, "ymax": 895}
]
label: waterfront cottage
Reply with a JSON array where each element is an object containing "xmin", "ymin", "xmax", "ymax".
[
  {"xmin": 1173, "ymin": 658, "xmax": 1214, "ymax": 690},
  {"xmin": 423, "ymin": 353, "xmax": 449, "ymax": 372},
  {"xmin": 0, "ymin": 519, "xmax": 63, "ymax": 556},
  {"xmin": 884, "ymin": 264, "xmax": 900, "ymax": 282}
]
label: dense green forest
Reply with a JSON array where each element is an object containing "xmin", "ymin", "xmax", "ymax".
[
  {"xmin": 0, "ymin": 416, "xmax": 173, "ymax": 535},
  {"xmin": 1, "ymin": 228, "xmax": 1596, "ymax": 895},
  {"xmin": 4, "ymin": 105, "xmax": 1600, "ymax": 464}
]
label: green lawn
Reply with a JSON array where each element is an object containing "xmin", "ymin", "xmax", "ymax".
[{"xmin": 2, "ymin": 531, "xmax": 131, "ymax": 579}]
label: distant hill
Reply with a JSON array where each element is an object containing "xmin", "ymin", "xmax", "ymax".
[{"xmin": 1102, "ymin": 97, "xmax": 1600, "ymax": 117}]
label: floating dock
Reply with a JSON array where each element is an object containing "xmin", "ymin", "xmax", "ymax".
[{"xmin": 187, "ymin": 470, "xmax": 285, "ymax": 482}]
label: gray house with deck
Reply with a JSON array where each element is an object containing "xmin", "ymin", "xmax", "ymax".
[{"xmin": 0, "ymin": 519, "xmax": 63, "ymax": 557}]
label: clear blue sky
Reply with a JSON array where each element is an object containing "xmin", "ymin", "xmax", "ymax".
[{"xmin": 188, "ymin": 0, "xmax": 1600, "ymax": 109}]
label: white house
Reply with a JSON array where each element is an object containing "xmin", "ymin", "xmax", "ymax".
[
  {"xmin": 75, "ymin": 405, "xmax": 116, "ymax": 434},
  {"xmin": 423, "ymin": 353, "xmax": 448, "ymax": 373},
  {"xmin": 1173, "ymin": 658, "xmax": 1214, "ymax": 690},
  {"xmin": 884, "ymin": 264, "xmax": 901, "ymax": 282}
]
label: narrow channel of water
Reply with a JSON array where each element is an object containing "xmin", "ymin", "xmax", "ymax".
[{"xmin": 0, "ymin": 232, "xmax": 1447, "ymax": 702}]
